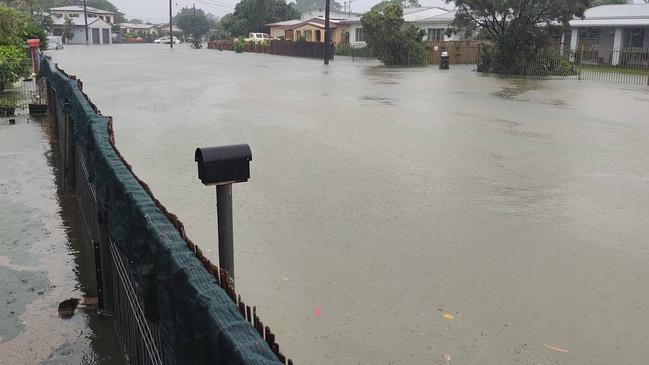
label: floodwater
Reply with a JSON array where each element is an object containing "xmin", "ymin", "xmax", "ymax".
[
  {"xmin": 0, "ymin": 114, "xmax": 124, "ymax": 364},
  {"xmin": 49, "ymin": 44, "xmax": 649, "ymax": 364}
]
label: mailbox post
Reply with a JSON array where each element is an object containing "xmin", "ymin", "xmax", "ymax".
[{"xmin": 195, "ymin": 144, "xmax": 252, "ymax": 285}]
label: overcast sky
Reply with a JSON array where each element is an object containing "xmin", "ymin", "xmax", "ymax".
[{"xmin": 110, "ymin": 0, "xmax": 451, "ymax": 22}]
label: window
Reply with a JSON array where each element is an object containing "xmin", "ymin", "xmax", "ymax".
[
  {"xmin": 578, "ymin": 28, "xmax": 601, "ymax": 48},
  {"xmin": 70, "ymin": 13, "xmax": 79, "ymax": 17},
  {"xmin": 355, "ymin": 28, "xmax": 364, "ymax": 42},
  {"xmin": 427, "ymin": 28, "xmax": 444, "ymax": 41},
  {"xmin": 624, "ymin": 28, "xmax": 645, "ymax": 48}
]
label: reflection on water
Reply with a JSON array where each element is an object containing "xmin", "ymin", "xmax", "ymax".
[
  {"xmin": 49, "ymin": 45, "xmax": 649, "ymax": 365},
  {"xmin": 0, "ymin": 115, "xmax": 123, "ymax": 364}
]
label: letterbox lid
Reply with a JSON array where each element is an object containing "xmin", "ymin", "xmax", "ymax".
[{"xmin": 195, "ymin": 144, "xmax": 252, "ymax": 164}]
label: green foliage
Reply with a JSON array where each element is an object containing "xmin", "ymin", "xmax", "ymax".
[
  {"xmin": 234, "ymin": 37, "xmax": 246, "ymax": 52},
  {"xmin": 62, "ymin": 15, "xmax": 73, "ymax": 43},
  {"xmin": 0, "ymin": 45, "xmax": 30, "ymax": 91},
  {"xmin": 295, "ymin": 35, "xmax": 306, "ymax": 44},
  {"xmin": 220, "ymin": 0, "xmax": 300, "ymax": 36},
  {"xmin": 371, "ymin": 0, "xmax": 420, "ymax": 12},
  {"xmin": 293, "ymin": 0, "xmax": 341, "ymax": 14},
  {"xmin": 450, "ymin": 0, "xmax": 590, "ymax": 71},
  {"xmin": 207, "ymin": 31, "xmax": 219, "ymax": 41},
  {"xmin": 478, "ymin": 44, "xmax": 576, "ymax": 76},
  {"xmin": 191, "ymin": 39, "xmax": 203, "ymax": 48},
  {"xmin": 335, "ymin": 44, "xmax": 375, "ymax": 57},
  {"xmin": 0, "ymin": 5, "xmax": 48, "ymax": 50},
  {"xmin": 175, "ymin": 7, "xmax": 211, "ymax": 39},
  {"xmin": 361, "ymin": 3, "xmax": 427, "ymax": 65}
]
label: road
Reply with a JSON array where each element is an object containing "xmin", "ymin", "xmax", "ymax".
[{"xmin": 49, "ymin": 44, "xmax": 649, "ymax": 364}]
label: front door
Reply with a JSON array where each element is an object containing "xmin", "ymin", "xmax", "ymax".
[
  {"xmin": 102, "ymin": 29, "xmax": 110, "ymax": 44},
  {"xmin": 92, "ymin": 28, "xmax": 100, "ymax": 44}
]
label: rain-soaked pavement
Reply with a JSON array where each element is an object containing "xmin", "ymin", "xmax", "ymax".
[
  {"xmin": 0, "ymin": 114, "xmax": 124, "ymax": 364},
  {"xmin": 47, "ymin": 44, "xmax": 649, "ymax": 364}
]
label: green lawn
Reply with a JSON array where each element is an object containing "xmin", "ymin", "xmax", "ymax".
[{"xmin": 577, "ymin": 64, "xmax": 649, "ymax": 76}]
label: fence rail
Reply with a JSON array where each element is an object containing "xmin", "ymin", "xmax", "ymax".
[
  {"xmin": 478, "ymin": 46, "xmax": 649, "ymax": 86},
  {"xmin": 39, "ymin": 54, "xmax": 291, "ymax": 365},
  {"xmin": 426, "ymin": 41, "xmax": 482, "ymax": 65}
]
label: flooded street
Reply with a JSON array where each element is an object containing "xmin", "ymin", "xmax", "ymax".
[
  {"xmin": 49, "ymin": 44, "xmax": 649, "ymax": 364},
  {"xmin": 0, "ymin": 115, "xmax": 124, "ymax": 363}
]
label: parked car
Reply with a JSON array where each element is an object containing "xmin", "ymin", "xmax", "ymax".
[
  {"xmin": 154, "ymin": 36, "xmax": 182, "ymax": 44},
  {"xmin": 46, "ymin": 36, "xmax": 64, "ymax": 50},
  {"xmin": 244, "ymin": 33, "xmax": 271, "ymax": 43}
]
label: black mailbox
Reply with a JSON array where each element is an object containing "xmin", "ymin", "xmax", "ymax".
[{"xmin": 195, "ymin": 144, "xmax": 252, "ymax": 186}]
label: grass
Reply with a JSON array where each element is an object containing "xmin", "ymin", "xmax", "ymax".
[{"xmin": 577, "ymin": 64, "xmax": 649, "ymax": 76}]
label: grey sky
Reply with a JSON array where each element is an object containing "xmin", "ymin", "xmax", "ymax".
[{"xmin": 110, "ymin": 0, "xmax": 451, "ymax": 22}]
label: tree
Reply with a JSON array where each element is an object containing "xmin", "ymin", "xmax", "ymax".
[
  {"xmin": 0, "ymin": 45, "xmax": 31, "ymax": 91},
  {"xmin": 220, "ymin": 0, "xmax": 300, "ymax": 36},
  {"xmin": 371, "ymin": 0, "xmax": 420, "ymax": 12},
  {"xmin": 450, "ymin": 0, "xmax": 590, "ymax": 63},
  {"xmin": 175, "ymin": 7, "xmax": 211, "ymax": 39},
  {"xmin": 361, "ymin": 3, "xmax": 427, "ymax": 65},
  {"xmin": 0, "ymin": 5, "xmax": 47, "ymax": 49},
  {"xmin": 62, "ymin": 15, "xmax": 73, "ymax": 43},
  {"xmin": 591, "ymin": 0, "xmax": 624, "ymax": 4},
  {"xmin": 128, "ymin": 18, "xmax": 143, "ymax": 24},
  {"xmin": 293, "ymin": 0, "xmax": 341, "ymax": 14}
]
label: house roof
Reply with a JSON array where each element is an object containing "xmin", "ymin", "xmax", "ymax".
[
  {"xmin": 403, "ymin": 7, "xmax": 450, "ymax": 22},
  {"xmin": 120, "ymin": 23, "xmax": 158, "ymax": 29},
  {"xmin": 266, "ymin": 19, "xmax": 302, "ymax": 29},
  {"xmin": 281, "ymin": 17, "xmax": 345, "ymax": 30},
  {"xmin": 50, "ymin": 5, "xmax": 116, "ymax": 15},
  {"xmin": 415, "ymin": 10, "xmax": 456, "ymax": 23},
  {"xmin": 570, "ymin": 4, "xmax": 649, "ymax": 27}
]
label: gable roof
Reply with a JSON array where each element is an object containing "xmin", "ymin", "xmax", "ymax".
[
  {"xmin": 570, "ymin": 4, "xmax": 649, "ymax": 27},
  {"xmin": 50, "ymin": 5, "xmax": 115, "ymax": 14}
]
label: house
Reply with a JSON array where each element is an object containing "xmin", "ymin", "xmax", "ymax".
[
  {"xmin": 158, "ymin": 24, "xmax": 183, "ymax": 36},
  {"xmin": 49, "ymin": 5, "xmax": 116, "ymax": 24},
  {"xmin": 569, "ymin": 3, "xmax": 649, "ymax": 65},
  {"xmin": 50, "ymin": 16, "xmax": 113, "ymax": 44},
  {"xmin": 266, "ymin": 19, "xmax": 303, "ymax": 39},
  {"xmin": 267, "ymin": 6, "xmax": 459, "ymax": 47},
  {"xmin": 120, "ymin": 23, "xmax": 159, "ymax": 36},
  {"xmin": 300, "ymin": 9, "xmax": 361, "ymax": 20}
]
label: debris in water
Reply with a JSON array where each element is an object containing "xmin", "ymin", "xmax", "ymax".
[
  {"xmin": 313, "ymin": 307, "xmax": 321, "ymax": 317},
  {"xmin": 442, "ymin": 313, "xmax": 455, "ymax": 320},
  {"xmin": 544, "ymin": 344, "xmax": 568, "ymax": 353},
  {"xmin": 282, "ymin": 277, "xmax": 289, "ymax": 282},
  {"xmin": 58, "ymin": 298, "xmax": 79, "ymax": 319}
]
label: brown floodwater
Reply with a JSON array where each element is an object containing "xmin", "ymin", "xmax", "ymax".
[{"xmin": 49, "ymin": 44, "xmax": 649, "ymax": 364}]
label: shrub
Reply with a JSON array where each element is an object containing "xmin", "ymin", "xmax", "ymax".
[
  {"xmin": 0, "ymin": 46, "xmax": 30, "ymax": 91},
  {"xmin": 295, "ymin": 35, "xmax": 306, "ymax": 44},
  {"xmin": 335, "ymin": 44, "xmax": 375, "ymax": 58},
  {"xmin": 478, "ymin": 44, "xmax": 576, "ymax": 76},
  {"xmin": 234, "ymin": 37, "xmax": 246, "ymax": 53},
  {"xmin": 360, "ymin": 3, "xmax": 428, "ymax": 66}
]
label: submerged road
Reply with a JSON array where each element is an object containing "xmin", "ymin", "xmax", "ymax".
[
  {"xmin": 0, "ymin": 115, "xmax": 124, "ymax": 364},
  {"xmin": 50, "ymin": 44, "xmax": 649, "ymax": 364}
]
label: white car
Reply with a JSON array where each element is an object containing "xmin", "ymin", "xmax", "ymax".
[
  {"xmin": 154, "ymin": 36, "xmax": 182, "ymax": 44},
  {"xmin": 244, "ymin": 33, "xmax": 271, "ymax": 43},
  {"xmin": 47, "ymin": 36, "xmax": 64, "ymax": 50}
]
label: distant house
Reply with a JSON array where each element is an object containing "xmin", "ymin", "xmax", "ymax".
[
  {"xmin": 158, "ymin": 24, "xmax": 183, "ymax": 36},
  {"xmin": 49, "ymin": 5, "xmax": 116, "ymax": 25},
  {"xmin": 50, "ymin": 16, "xmax": 113, "ymax": 44},
  {"xmin": 120, "ymin": 23, "xmax": 159, "ymax": 36},
  {"xmin": 299, "ymin": 9, "xmax": 361, "ymax": 20},
  {"xmin": 267, "ymin": 6, "xmax": 459, "ymax": 48},
  {"xmin": 569, "ymin": 3, "xmax": 649, "ymax": 65}
]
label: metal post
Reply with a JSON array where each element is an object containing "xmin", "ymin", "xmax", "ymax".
[
  {"xmin": 216, "ymin": 184, "xmax": 234, "ymax": 284},
  {"xmin": 324, "ymin": 0, "xmax": 330, "ymax": 65},
  {"xmin": 169, "ymin": 0, "xmax": 173, "ymax": 49},
  {"xmin": 83, "ymin": 0, "xmax": 89, "ymax": 45}
]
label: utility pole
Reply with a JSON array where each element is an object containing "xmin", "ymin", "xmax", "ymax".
[
  {"xmin": 324, "ymin": 0, "xmax": 330, "ymax": 65},
  {"xmin": 83, "ymin": 0, "xmax": 89, "ymax": 44},
  {"xmin": 169, "ymin": 0, "xmax": 173, "ymax": 48}
]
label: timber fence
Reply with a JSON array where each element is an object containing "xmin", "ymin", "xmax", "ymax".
[{"xmin": 208, "ymin": 39, "xmax": 334, "ymax": 60}]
